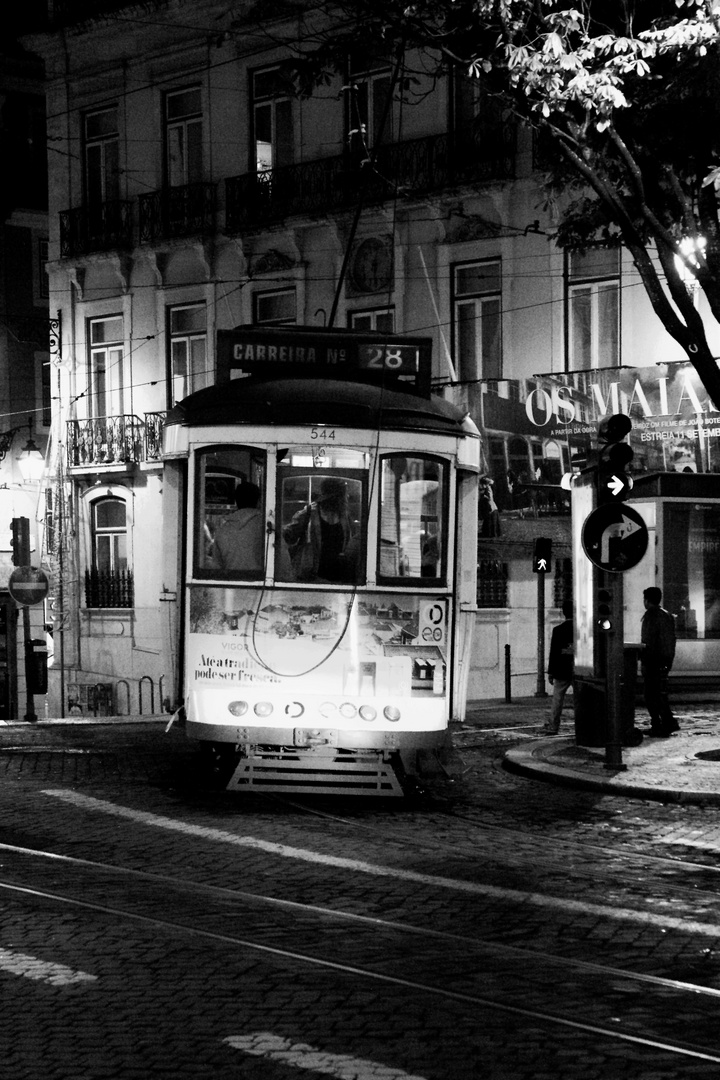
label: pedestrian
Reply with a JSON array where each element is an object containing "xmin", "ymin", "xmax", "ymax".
[
  {"xmin": 545, "ymin": 599, "xmax": 574, "ymax": 735},
  {"xmin": 641, "ymin": 586, "xmax": 678, "ymax": 737},
  {"xmin": 283, "ymin": 477, "xmax": 358, "ymax": 584}
]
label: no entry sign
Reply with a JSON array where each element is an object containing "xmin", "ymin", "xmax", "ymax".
[{"xmin": 8, "ymin": 566, "xmax": 50, "ymax": 607}]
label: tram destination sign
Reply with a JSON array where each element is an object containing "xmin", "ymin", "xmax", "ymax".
[{"xmin": 217, "ymin": 327, "xmax": 432, "ymax": 394}]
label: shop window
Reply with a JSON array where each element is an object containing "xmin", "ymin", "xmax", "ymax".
[
  {"xmin": 664, "ymin": 502, "xmax": 720, "ymax": 640},
  {"xmin": 567, "ymin": 248, "xmax": 620, "ymax": 370},
  {"xmin": 194, "ymin": 446, "xmax": 266, "ymax": 580},
  {"xmin": 453, "ymin": 259, "xmax": 502, "ymax": 383},
  {"xmin": 378, "ymin": 455, "xmax": 447, "ymax": 583}
]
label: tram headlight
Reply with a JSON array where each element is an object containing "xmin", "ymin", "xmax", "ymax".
[
  {"xmin": 383, "ymin": 705, "xmax": 401, "ymax": 722},
  {"xmin": 340, "ymin": 702, "xmax": 357, "ymax": 719},
  {"xmin": 228, "ymin": 701, "xmax": 249, "ymax": 717},
  {"xmin": 254, "ymin": 701, "xmax": 274, "ymax": 717},
  {"xmin": 359, "ymin": 705, "xmax": 377, "ymax": 722}
]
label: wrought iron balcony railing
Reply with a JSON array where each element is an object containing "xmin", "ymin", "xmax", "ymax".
[
  {"xmin": 67, "ymin": 415, "xmax": 143, "ymax": 469},
  {"xmin": 59, "ymin": 200, "xmax": 133, "ymax": 258},
  {"xmin": 139, "ymin": 182, "xmax": 216, "ymax": 244},
  {"xmin": 85, "ymin": 567, "xmax": 134, "ymax": 609},
  {"xmin": 143, "ymin": 411, "xmax": 166, "ymax": 462},
  {"xmin": 226, "ymin": 123, "xmax": 515, "ymax": 231}
]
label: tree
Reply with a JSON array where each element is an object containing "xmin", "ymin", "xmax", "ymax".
[{"xmin": 296, "ymin": 1, "xmax": 720, "ymax": 408}]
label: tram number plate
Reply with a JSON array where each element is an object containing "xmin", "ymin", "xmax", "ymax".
[
  {"xmin": 358, "ymin": 343, "xmax": 418, "ymax": 374},
  {"xmin": 294, "ymin": 728, "xmax": 338, "ymax": 748}
]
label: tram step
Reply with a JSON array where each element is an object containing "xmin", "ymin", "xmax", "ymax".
[{"xmin": 225, "ymin": 751, "xmax": 404, "ymax": 797}]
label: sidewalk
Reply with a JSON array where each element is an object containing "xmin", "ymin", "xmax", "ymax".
[{"xmin": 462, "ymin": 698, "xmax": 720, "ymax": 805}]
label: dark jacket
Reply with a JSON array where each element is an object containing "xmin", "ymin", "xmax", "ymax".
[
  {"xmin": 548, "ymin": 618, "xmax": 574, "ymax": 682},
  {"xmin": 641, "ymin": 605, "xmax": 676, "ymax": 670}
]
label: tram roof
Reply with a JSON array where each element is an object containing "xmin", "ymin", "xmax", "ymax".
[{"xmin": 166, "ymin": 377, "xmax": 477, "ymax": 437}]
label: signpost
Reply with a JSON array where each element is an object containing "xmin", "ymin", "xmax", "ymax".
[{"xmin": 8, "ymin": 565, "xmax": 49, "ymax": 723}]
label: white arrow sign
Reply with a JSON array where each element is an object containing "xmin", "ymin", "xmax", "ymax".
[
  {"xmin": 607, "ymin": 474, "xmax": 625, "ymax": 497},
  {"xmin": 600, "ymin": 515, "xmax": 642, "ymax": 563}
]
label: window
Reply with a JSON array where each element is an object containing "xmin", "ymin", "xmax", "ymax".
[
  {"xmin": 169, "ymin": 303, "xmax": 208, "ymax": 404},
  {"xmin": 348, "ymin": 57, "xmax": 394, "ymax": 152},
  {"xmin": 378, "ymin": 455, "xmax": 447, "ymax": 583},
  {"xmin": 85, "ymin": 495, "xmax": 133, "ymax": 608},
  {"xmin": 567, "ymin": 248, "xmax": 620, "ymax": 370},
  {"xmin": 88, "ymin": 315, "xmax": 124, "ymax": 417},
  {"xmin": 664, "ymin": 503, "xmax": 720, "ymax": 640},
  {"xmin": 84, "ymin": 106, "xmax": 119, "ymax": 206},
  {"xmin": 194, "ymin": 447, "xmax": 266, "ymax": 580},
  {"xmin": 92, "ymin": 497, "xmax": 127, "ymax": 572},
  {"xmin": 453, "ymin": 260, "xmax": 502, "ymax": 383},
  {"xmin": 253, "ymin": 288, "xmax": 296, "ymax": 326},
  {"xmin": 252, "ymin": 67, "xmax": 293, "ymax": 174},
  {"xmin": 166, "ymin": 87, "xmax": 202, "ymax": 188},
  {"xmin": 349, "ymin": 308, "xmax": 394, "ymax": 333},
  {"xmin": 276, "ymin": 448, "xmax": 367, "ymax": 585}
]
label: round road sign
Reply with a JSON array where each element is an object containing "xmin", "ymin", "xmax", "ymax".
[
  {"xmin": 581, "ymin": 504, "xmax": 649, "ymax": 573},
  {"xmin": 8, "ymin": 566, "xmax": 50, "ymax": 607}
]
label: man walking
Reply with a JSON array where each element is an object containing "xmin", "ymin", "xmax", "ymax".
[
  {"xmin": 545, "ymin": 599, "xmax": 574, "ymax": 735},
  {"xmin": 641, "ymin": 586, "xmax": 678, "ymax": 737}
]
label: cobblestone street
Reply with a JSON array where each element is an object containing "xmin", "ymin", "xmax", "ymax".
[{"xmin": 1, "ymin": 706, "xmax": 720, "ymax": 1078}]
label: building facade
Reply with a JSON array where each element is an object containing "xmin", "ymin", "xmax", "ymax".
[{"xmin": 26, "ymin": 0, "xmax": 717, "ymax": 715}]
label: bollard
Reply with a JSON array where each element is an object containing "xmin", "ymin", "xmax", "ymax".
[{"xmin": 505, "ymin": 643, "xmax": 512, "ymax": 703}]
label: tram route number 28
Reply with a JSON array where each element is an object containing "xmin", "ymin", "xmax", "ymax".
[
  {"xmin": 419, "ymin": 600, "xmax": 447, "ymax": 645},
  {"xmin": 358, "ymin": 344, "xmax": 419, "ymax": 374}
]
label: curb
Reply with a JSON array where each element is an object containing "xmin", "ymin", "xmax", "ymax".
[{"xmin": 502, "ymin": 736, "xmax": 720, "ymax": 806}]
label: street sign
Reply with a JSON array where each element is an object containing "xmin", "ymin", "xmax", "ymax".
[
  {"xmin": 8, "ymin": 566, "xmax": 50, "ymax": 607},
  {"xmin": 581, "ymin": 504, "xmax": 649, "ymax": 573}
]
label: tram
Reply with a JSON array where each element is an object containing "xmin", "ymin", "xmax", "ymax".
[{"xmin": 163, "ymin": 327, "xmax": 480, "ymax": 795}]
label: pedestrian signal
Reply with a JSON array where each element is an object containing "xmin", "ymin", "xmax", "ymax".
[{"xmin": 532, "ymin": 537, "xmax": 552, "ymax": 574}]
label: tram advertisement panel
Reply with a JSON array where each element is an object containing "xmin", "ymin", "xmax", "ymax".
[{"xmin": 187, "ymin": 585, "xmax": 448, "ymax": 700}]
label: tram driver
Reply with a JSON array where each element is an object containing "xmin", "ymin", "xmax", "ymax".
[
  {"xmin": 212, "ymin": 480, "xmax": 264, "ymax": 573},
  {"xmin": 283, "ymin": 477, "xmax": 360, "ymax": 584}
]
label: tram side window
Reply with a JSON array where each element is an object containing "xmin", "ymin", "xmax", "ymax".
[
  {"xmin": 194, "ymin": 447, "xmax": 266, "ymax": 578},
  {"xmin": 378, "ymin": 455, "xmax": 446, "ymax": 582},
  {"xmin": 278, "ymin": 470, "xmax": 365, "ymax": 585}
]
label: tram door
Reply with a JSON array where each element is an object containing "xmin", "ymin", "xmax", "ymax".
[{"xmin": 0, "ymin": 594, "xmax": 18, "ymax": 721}]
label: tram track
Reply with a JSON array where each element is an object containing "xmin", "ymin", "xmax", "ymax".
[{"xmin": 1, "ymin": 839, "xmax": 720, "ymax": 1067}]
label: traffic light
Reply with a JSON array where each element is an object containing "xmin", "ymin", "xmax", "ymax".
[
  {"xmin": 532, "ymin": 536, "xmax": 552, "ymax": 574},
  {"xmin": 597, "ymin": 413, "xmax": 634, "ymax": 504},
  {"xmin": 597, "ymin": 587, "xmax": 614, "ymax": 631},
  {"xmin": 10, "ymin": 517, "xmax": 30, "ymax": 567}
]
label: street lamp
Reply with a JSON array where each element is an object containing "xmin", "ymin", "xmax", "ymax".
[{"xmin": 17, "ymin": 418, "xmax": 44, "ymax": 483}]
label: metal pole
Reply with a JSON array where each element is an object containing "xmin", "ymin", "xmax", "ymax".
[
  {"xmin": 22, "ymin": 606, "xmax": 36, "ymax": 723},
  {"xmin": 535, "ymin": 570, "xmax": 547, "ymax": 697},
  {"xmin": 604, "ymin": 572, "xmax": 625, "ymax": 770},
  {"xmin": 504, "ymin": 643, "xmax": 511, "ymax": 703}
]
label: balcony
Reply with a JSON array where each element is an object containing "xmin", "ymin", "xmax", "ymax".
[
  {"xmin": 67, "ymin": 415, "xmax": 143, "ymax": 469},
  {"xmin": 139, "ymin": 182, "xmax": 216, "ymax": 244},
  {"xmin": 85, "ymin": 567, "xmax": 134, "ymax": 609},
  {"xmin": 59, "ymin": 200, "xmax": 133, "ymax": 258},
  {"xmin": 226, "ymin": 123, "xmax": 515, "ymax": 231},
  {"xmin": 143, "ymin": 412, "xmax": 166, "ymax": 462}
]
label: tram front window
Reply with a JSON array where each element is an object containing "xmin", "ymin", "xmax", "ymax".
[
  {"xmin": 278, "ymin": 468, "xmax": 365, "ymax": 585},
  {"xmin": 378, "ymin": 455, "xmax": 447, "ymax": 582},
  {"xmin": 194, "ymin": 446, "xmax": 266, "ymax": 578}
]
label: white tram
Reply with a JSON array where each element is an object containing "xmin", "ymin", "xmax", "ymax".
[{"xmin": 163, "ymin": 328, "xmax": 480, "ymax": 795}]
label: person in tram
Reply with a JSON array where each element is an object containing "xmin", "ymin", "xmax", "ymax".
[
  {"xmin": 213, "ymin": 480, "xmax": 264, "ymax": 573},
  {"xmin": 283, "ymin": 477, "xmax": 358, "ymax": 584}
]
